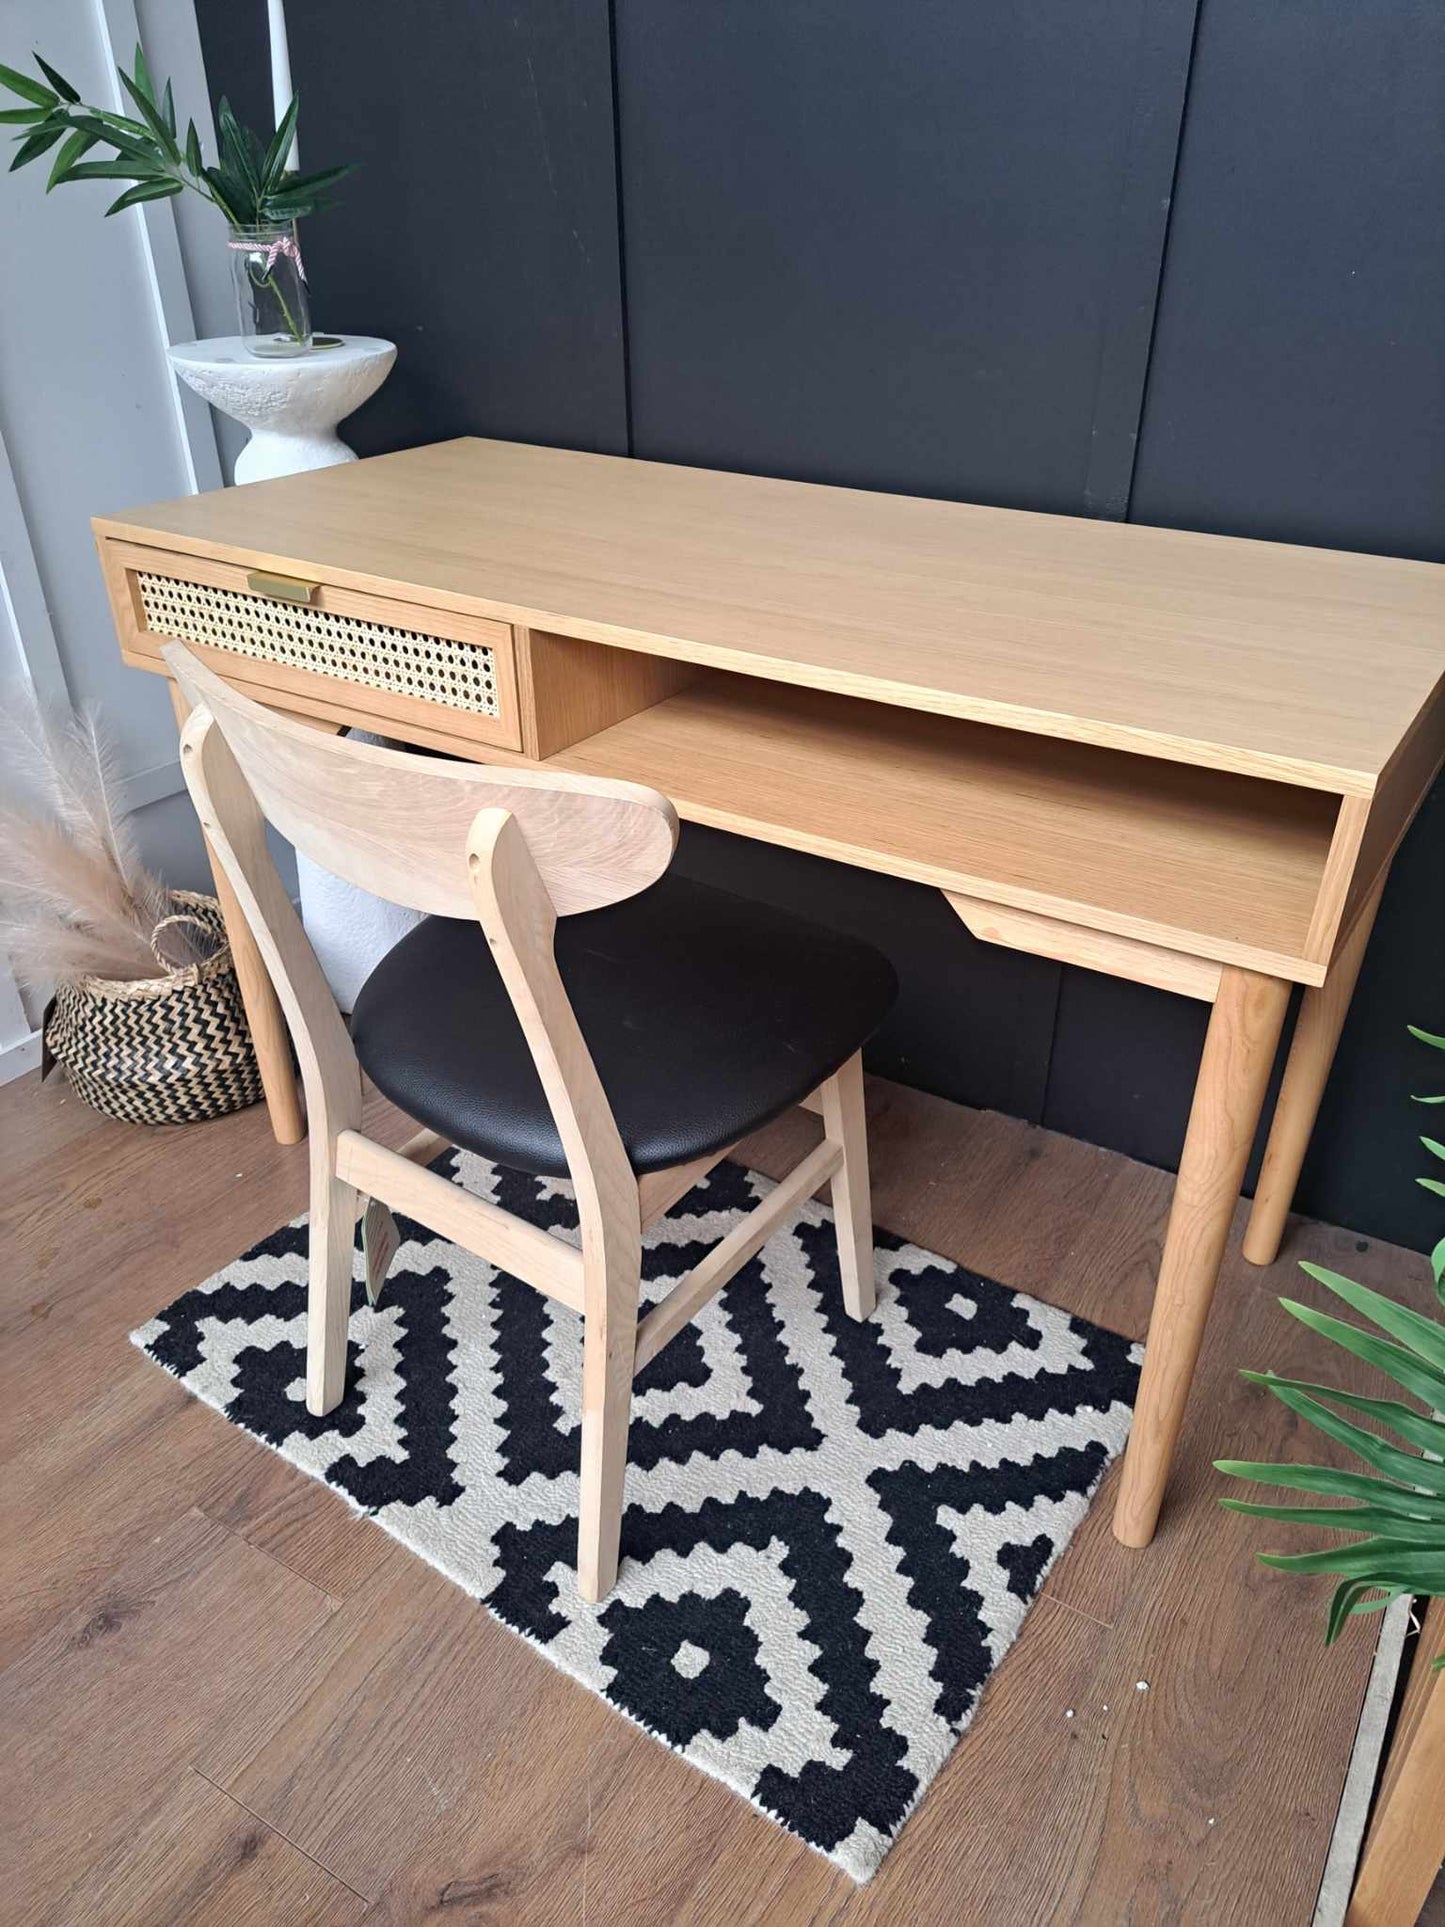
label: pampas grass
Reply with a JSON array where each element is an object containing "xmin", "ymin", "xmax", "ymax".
[{"xmin": 0, "ymin": 683, "xmax": 198, "ymax": 986}]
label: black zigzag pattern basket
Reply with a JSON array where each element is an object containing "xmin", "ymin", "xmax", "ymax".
[{"xmin": 45, "ymin": 890, "xmax": 264, "ymax": 1126}]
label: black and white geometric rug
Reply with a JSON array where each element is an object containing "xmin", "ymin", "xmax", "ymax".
[{"xmin": 133, "ymin": 1150, "xmax": 1140, "ymax": 1881}]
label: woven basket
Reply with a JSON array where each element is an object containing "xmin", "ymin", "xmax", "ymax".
[{"xmin": 44, "ymin": 890, "xmax": 264, "ymax": 1126}]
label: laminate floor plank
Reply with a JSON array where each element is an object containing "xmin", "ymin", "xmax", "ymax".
[
  {"xmin": 4, "ymin": 1065, "xmax": 1424, "ymax": 1923},
  {"xmin": 194, "ymin": 1552, "xmax": 602, "ymax": 1907},
  {"xmin": 48, "ymin": 1765, "xmax": 369, "ymax": 1927},
  {"xmin": 196, "ymin": 1445, "xmax": 394, "ymax": 1604},
  {"xmin": 0, "ymin": 1073, "xmax": 406, "ymax": 1470},
  {"xmin": 0, "ymin": 1506, "xmax": 336, "ymax": 1927},
  {"xmin": 1, "ymin": 1368, "xmax": 390, "ymax": 1665},
  {"xmin": 1, "ymin": 1369, "xmax": 245, "ymax": 1665}
]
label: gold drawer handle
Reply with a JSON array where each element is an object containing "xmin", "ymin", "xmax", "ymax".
[{"xmin": 245, "ymin": 569, "xmax": 319, "ymax": 605}]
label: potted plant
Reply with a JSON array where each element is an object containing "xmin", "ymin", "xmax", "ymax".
[
  {"xmin": 1216, "ymin": 1025, "xmax": 1445, "ymax": 1665},
  {"xmin": 0, "ymin": 44, "xmax": 351, "ymax": 356}
]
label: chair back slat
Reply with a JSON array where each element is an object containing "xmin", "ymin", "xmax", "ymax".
[{"xmin": 163, "ymin": 643, "xmax": 677, "ymax": 916}]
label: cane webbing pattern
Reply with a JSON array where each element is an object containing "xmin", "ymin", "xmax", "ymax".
[{"xmin": 137, "ymin": 573, "xmax": 501, "ymax": 717}]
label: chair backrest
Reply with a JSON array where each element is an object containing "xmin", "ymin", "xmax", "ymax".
[
  {"xmin": 162, "ymin": 642, "xmax": 678, "ymax": 918},
  {"xmin": 167, "ymin": 639, "xmax": 673, "ymax": 1251}
]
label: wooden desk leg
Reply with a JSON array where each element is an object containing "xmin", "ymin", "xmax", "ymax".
[
  {"xmin": 1243, "ymin": 874, "xmax": 1388, "ymax": 1267},
  {"xmin": 1113, "ymin": 966, "xmax": 1291, "ymax": 1548},
  {"xmin": 167, "ymin": 679, "xmax": 305, "ymax": 1145},
  {"xmin": 1348, "ymin": 1599, "xmax": 1445, "ymax": 1927}
]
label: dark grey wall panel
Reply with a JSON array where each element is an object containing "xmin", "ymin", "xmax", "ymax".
[
  {"xmin": 1293, "ymin": 779, "xmax": 1445, "ymax": 1251},
  {"xmin": 1042, "ymin": 973, "xmax": 1297, "ymax": 1196},
  {"xmin": 673, "ymin": 827, "xmax": 1059, "ymax": 1123},
  {"xmin": 194, "ymin": 0, "xmax": 628, "ymax": 459},
  {"xmin": 1045, "ymin": 0, "xmax": 1445, "ymax": 1249},
  {"xmin": 610, "ymin": 0, "xmax": 1197, "ymax": 1143},
  {"xmin": 614, "ymin": 0, "xmax": 1195, "ymax": 512},
  {"xmin": 1043, "ymin": 973, "xmax": 1209, "ymax": 1176},
  {"xmin": 1130, "ymin": 0, "xmax": 1445, "ymax": 558}
]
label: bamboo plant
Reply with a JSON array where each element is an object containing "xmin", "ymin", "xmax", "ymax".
[
  {"xmin": 0, "ymin": 44, "xmax": 351, "ymax": 346},
  {"xmin": 1217, "ymin": 1026, "xmax": 1445, "ymax": 1666}
]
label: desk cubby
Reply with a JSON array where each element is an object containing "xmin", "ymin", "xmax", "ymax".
[{"xmin": 541, "ymin": 665, "xmax": 1343, "ymax": 983}]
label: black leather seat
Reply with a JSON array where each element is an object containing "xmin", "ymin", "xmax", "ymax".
[{"xmin": 351, "ymin": 873, "xmax": 898, "ymax": 1178}]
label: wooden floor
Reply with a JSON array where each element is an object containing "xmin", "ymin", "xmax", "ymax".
[{"xmin": 1, "ymin": 1065, "xmax": 1430, "ymax": 1925}]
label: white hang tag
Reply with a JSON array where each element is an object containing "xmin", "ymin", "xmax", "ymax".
[{"xmin": 361, "ymin": 1196, "xmax": 400, "ymax": 1308}]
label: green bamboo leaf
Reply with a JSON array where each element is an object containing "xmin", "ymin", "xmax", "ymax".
[
  {"xmin": 184, "ymin": 118, "xmax": 202, "ymax": 176},
  {"xmin": 1214, "ymin": 1460, "xmax": 1445, "ymax": 1515},
  {"xmin": 266, "ymin": 186, "xmax": 348, "ymax": 222},
  {"xmin": 204, "ymin": 157, "xmax": 249, "ymax": 200},
  {"xmin": 0, "ymin": 105, "xmax": 47, "ymax": 124},
  {"xmin": 1418, "ymin": 1178, "xmax": 1445, "ymax": 1198},
  {"xmin": 63, "ymin": 117, "xmax": 159, "ymax": 171},
  {"xmin": 261, "ymin": 193, "xmax": 321, "ymax": 219},
  {"xmin": 216, "ymin": 97, "xmax": 260, "ymax": 195},
  {"xmin": 104, "ymin": 177, "xmax": 182, "ymax": 216},
  {"xmin": 1326, "ymin": 1578, "xmax": 1390, "ymax": 1644},
  {"xmin": 1347, "ymin": 1589, "xmax": 1404, "ymax": 1615},
  {"xmin": 1256, "ymin": 1382, "xmax": 1445, "ymax": 1493},
  {"xmin": 33, "ymin": 55, "xmax": 79, "ymax": 103},
  {"xmin": 9, "ymin": 122, "xmax": 63, "ymax": 169},
  {"xmin": 1424, "ymin": 1137, "xmax": 1445, "ymax": 1161},
  {"xmin": 1277, "ymin": 1300, "xmax": 1445, "ymax": 1409},
  {"xmin": 59, "ymin": 159, "xmax": 167, "ymax": 183},
  {"xmin": 0, "ymin": 62, "xmax": 58, "ymax": 108},
  {"xmin": 69, "ymin": 107, "xmax": 151, "ymax": 143},
  {"xmin": 117, "ymin": 69, "xmax": 179, "ymax": 162},
  {"xmin": 46, "ymin": 126, "xmax": 96, "ymax": 189},
  {"xmin": 1240, "ymin": 1371, "xmax": 1445, "ymax": 1458},
  {"xmin": 260, "ymin": 94, "xmax": 299, "ymax": 194},
  {"xmin": 161, "ymin": 77, "xmax": 176, "ymax": 141},
  {"xmin": 1259, "ymin": 1541, "xmax": 1445, "ymax": 1587},
  {"xmin": 1409, "ymin": 1026, "xmax": 1445, "ymax": 1052},
  {"xmin": 199, "ymin": 164, "xmax": 245, "ymax": 227},
  {"xmin": 1431, "ymin": 1234, "xmax": 1445, "ymax": 1289},
  {"xmin": 1296, "ymin": 1265, "xmax": 1445, "ymax": 1374},
  {"xmin": 131, "ymin": 41, "xmax": 154, "ymax": 105},
  {"xmin": 1413, "ymin": 1093, "xmax": 1445, "ymax": 1105},
  {"xmin": 1220, "ymin": 1499, "xmax": 1445, "ymax": 1543},
  {"xmin": 1331, "ymin": 1583, "xmax": 1406, "ymax": 1641},
  {"xmin": 273, "ymin": 161, "xmax": 351, "ymax": 197}
]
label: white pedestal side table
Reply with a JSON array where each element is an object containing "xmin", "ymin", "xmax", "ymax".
[
  {"xmin": 168, "ymin": 335, "xmax": 396, "ymax": 484},
  {"xmin": 167, "ymin": 333, "xmax": 414, "ymax": 1011}
]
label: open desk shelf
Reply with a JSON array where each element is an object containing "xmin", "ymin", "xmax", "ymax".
[{"xmin": 550, "ymin": 671, "xmax": 1340, "ymax": 981}]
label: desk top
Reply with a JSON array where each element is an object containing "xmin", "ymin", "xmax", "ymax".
[{"xmin": 98, "ymin": 436, "xmax": 1445, "ymax": 796}]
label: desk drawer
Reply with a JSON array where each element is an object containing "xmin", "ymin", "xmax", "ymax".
[{"xmin": 104, "ymin": 541, "xmax": 522, "ymax": 752}]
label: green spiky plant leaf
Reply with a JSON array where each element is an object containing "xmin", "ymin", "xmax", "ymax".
[
  {"xmin": 0, "ymin": 44, "xmax": 353, "ymax": 229},
  {"xmin": 1217, "ymin": 1024, "xmax": 1445, "ymax": 1667}
]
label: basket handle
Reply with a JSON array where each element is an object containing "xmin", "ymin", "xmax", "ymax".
[{"xmin": 150, "ymin": 912, "xmax": 226, "ymax": 973}]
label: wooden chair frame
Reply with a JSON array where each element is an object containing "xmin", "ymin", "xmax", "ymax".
[{"xmin": 166, "ymin": 643, "xmax": 878, "ymax": 1601}]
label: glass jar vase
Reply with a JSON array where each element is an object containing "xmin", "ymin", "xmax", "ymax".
[{"xmin": 227, "ymin": 223, "xmax": 312, "ymax": 357}]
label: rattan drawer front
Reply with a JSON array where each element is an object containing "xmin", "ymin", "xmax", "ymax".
[
  {"xmin": 137, "ymin": 571, "xmax": 502, "ymax": 718},
  {"xmin": 105, "ymin": 539, "xmax": 524, "ymax": 753}
]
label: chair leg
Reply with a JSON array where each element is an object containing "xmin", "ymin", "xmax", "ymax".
[
  {"xmin": 577, "ymin": 1241, "xmax": 642, "ymax": 1602},
  {"xmin": 820, "ymin": 1051, "xmax": 877, "ymax": 1321},
  {"xmin": 307, "ymin": 1161, "xmax": 359, "ymax": 1416}
]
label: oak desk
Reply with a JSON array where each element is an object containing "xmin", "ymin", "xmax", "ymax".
[{"xmin": 94, "ymin": 437, "xmax": 1445, "ymax": 1550}]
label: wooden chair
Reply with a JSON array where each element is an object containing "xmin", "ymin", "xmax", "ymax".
[{"xmin": 165, "ymin": 641, "xmax": 897, "ymax": 1601}]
